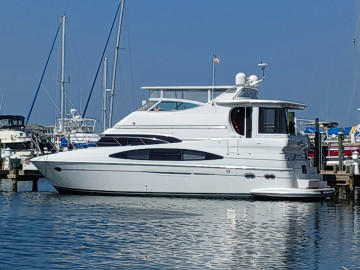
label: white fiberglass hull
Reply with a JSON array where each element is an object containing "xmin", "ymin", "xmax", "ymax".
[{"xmin": 32, "ymin": 150, "xmax": 334, "ymax": 199}]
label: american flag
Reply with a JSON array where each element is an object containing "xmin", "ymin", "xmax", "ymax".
[{"xmin": 213, "ymin": 56, "xmax": 220, "ymax": 64}]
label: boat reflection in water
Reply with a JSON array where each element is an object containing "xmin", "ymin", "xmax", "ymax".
[
  {"xmin": 32, "ymin": 69, "xmax": 335, "ymax": 199},
  {"xmin": 0, "ymin": 183, "xmax": 358, "ymax": 268}
]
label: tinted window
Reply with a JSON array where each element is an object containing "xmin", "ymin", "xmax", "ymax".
[
  {"xmin": 231, "ymin": 108, "xmax": 245, "ymax": 135},
  {"xmin": 258, "ymin": 108, "xmax": 288, "ymax": 134},
  {"xmin": 151, "ymin": 101, "xmax": 199, "ymax": 111},
  {"xmin": 97, "ymin": 135, "xmax": 182, "ymax": 147},
  {"xmin": 236, "ymin": 88, "xmax": 258, "ymax": 99},
  {"xmin": 110, "ymin": 149, "xmax": 223, "ymax": 161}
]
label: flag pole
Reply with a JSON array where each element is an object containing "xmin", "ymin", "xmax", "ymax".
[{"xmin": 211, "ymin": 46, "xmax": 216, "ymax": 103}]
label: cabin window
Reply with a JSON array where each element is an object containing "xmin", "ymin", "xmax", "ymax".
[
  {"xmin": 97, "ymin": 135, "xmax": 182, "ymax": 147},
  {"xmin": 109, "ymin": 149, "xmax": 223, "ymax": 161},
  {"xmin": 0, "ymin": 115, "xmax": 25, "ymax": 130},
  {"xmin": 231, "ymin": 107, "xmax": 252, "ymax": 138},
  {"xmin": 258, "ymin": 108, "xmax": 288, "ymax": 134}
]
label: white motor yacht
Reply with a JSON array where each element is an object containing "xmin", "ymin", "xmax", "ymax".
[
  {"xmin": 0, "ymin": 115, "xmax": 36, "ymax": 169},
  {"xmin": 31, "ymin": 71, "xmax": 335, "ymax": 199}
]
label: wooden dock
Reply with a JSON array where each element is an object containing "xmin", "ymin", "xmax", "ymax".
[
  {"xmin": 0, "ymin": 169, "xmax": 43, "ymax": 192},
  {"xmin": 321, "ymin": 170, "xmax": 359, "ymax": 200}
]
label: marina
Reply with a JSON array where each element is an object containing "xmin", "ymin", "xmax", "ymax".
[{"xmin": 1, "ymin": 1, "xmax": 360, "ymax": 269}]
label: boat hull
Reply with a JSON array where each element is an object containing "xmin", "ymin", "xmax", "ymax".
[{"xmin": 32, "ymin": 156, "xmax": 334, "ymax": 199}]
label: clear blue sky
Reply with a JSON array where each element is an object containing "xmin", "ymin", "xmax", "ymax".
[{"xmin": 0, "ymin": 0, "xmax": 358, "ymax": 130}]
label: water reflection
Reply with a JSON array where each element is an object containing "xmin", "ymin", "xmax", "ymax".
[{"xmin": 0, "ymin": 180, "xmax": 359, "ymax": 269}]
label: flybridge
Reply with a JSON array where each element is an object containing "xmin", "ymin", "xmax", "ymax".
[
  {"xmin": 140, "ymin": 72, "xmax": 264, "ymax": 102},
  {"xmin": 137, "ymin": 72, "xmax": 307, "ymax": 112},
  {"xmin": 140, "ymin": 85, "xmax": 236, "ymax": 105},
  {"xmin": 141, "ymin": 86, "xmax": 235, "ymax": 90}
]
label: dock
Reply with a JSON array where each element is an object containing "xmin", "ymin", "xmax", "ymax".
[
  {"xmin": 0, "ymin": 169, "xmax": 43, "ymax": 192},
  {"xmin": 321, "ymin": 170, "xmax": 360, "ymax": 200}
]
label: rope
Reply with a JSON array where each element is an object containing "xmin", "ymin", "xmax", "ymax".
[
  {"xmin": 82, "ymin": 0, "xmax": 122, "ymax": 118},
  {"xmin": 26, "ymin": 21, "xmax": 61, "ymax": 125}
]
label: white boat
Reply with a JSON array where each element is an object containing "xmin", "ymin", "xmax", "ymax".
[
  {"xmin": 0, "ymin": 115, "xmax": 37, "ymax": 169},
  {"xmin": 31, "ymin": 71, "xmax": 335, "ymax": 199},
  {"xmin": 53, "ymin": 108, "xmax": 100, "ymax": 150}
]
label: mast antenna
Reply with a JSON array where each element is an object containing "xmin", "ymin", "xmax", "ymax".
[
  {"xmin": 258, "ymin": 62, "xmax": 268, "ymax": 80},
  {"xmin": 211, "ymin": 46, "xmax": 220, "ymax": 104}
]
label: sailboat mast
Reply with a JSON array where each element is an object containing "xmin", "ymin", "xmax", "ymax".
[
  {"xmin": 60, "ymin": 14, "xmax": 66, "ymax": 133},
  {"xmin": 108, "ymin": 0, "xmax": 125, "ymax": 128},
  {"xmin": 102, "ymin": 57, "xmax": 108, "ymax": 132}
]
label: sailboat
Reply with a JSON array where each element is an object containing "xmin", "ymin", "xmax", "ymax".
[{"xmin": 49, "ymin": 14, "xmax": 100, "ymax": 150}]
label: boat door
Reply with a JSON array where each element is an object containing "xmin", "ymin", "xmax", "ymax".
[
  {"xmin": 228, "ymin": 107, "xmax": 252, "ymax": 154},
  {"xmin": 230, "ymin": 107, "xmax": 252, "ymax": 138}
]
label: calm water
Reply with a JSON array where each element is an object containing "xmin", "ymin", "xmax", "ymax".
[{"xmin": 0, "ymin": 179, "xmax": 359, "ymax": 270}]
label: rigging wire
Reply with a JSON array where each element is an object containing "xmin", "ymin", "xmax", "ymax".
[
  {"xmin": 354, "ymin": 0, "xmax": 360, "ymax": 109},
  {"xmin": 26, "ymin": 21, "xmax": 61, "ymax": 125},
  {"xmin": 82, "ymin": 0, "xmax": 122, "ymax": 118}
]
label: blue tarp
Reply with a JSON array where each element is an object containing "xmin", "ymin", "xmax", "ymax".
[{"xmin": 303, "ymin": 126, "xmax": 354, "ymax": 135}]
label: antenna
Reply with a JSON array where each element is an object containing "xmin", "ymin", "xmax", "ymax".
[{"xmin": 258, "ymin": 62, "xmax": 268, "ymax": 79}]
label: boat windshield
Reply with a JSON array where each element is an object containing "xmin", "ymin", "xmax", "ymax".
[
  {"xmin": 236, "ymin": 88, "xmax": 258, "ymax": 99},
  {"xmin": 150, "ymin": 101, "xmax": 199, "ymax": 111},
  {"xmin": 137, "ymin": 101, "xmax": 158, "ymax": 111}
]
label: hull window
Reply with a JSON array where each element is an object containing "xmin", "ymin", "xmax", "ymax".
[{"xmin": 110, "ymin": 149, "xmax": 223, "ymax": 161}]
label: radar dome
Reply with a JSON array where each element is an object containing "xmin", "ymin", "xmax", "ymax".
[
  {"xmin": 235, "ymin": 73, "xmax": 246, "ymax": 85},
  {"xmin": 248, "ymin": 75, "xmax": 259, "ymax": 85}
]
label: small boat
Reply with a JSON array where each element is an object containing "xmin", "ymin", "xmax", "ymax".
[
  {"xmin": 52, "ymin": 109, "xmax": 100, "ymax": 150},
  {"xmin": 31, "ymin": 70, "xmax": 335, "ymax": 199},
  {"xmin": 0, "ymin": 115, "xmax": 36, "ymax": 169}
]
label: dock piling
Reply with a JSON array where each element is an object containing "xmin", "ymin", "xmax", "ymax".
[{"xmin": 1, "ymin": 167, "xmax": 43, "ymax": 192}]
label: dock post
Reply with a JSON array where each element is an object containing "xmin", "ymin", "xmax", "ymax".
[
  {"xmin": 32, "ymin": 180, "xmax": 38, "ymax": 192},
  {"xmin": 318, "ymin": 124, "xmax": 323, "ymax": 171},
  {"xmin": 314, "ymin": 118, "xmax": 320, "ymax": 172},
  {"xmin": 338, "ymin": 130, "xmax": 344, "ymax": 170},
  {"xmin": 12, "ymin": 179, "xmax": 17, "ymax": 192}
]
